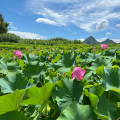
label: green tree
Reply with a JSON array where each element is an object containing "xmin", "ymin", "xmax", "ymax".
[{"xmin": 0, "ymin": 13, "xmax": 9, "ymax": 34}]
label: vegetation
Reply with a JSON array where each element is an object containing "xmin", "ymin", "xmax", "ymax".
[
  {"xmin": 0, "ymin": 13, "xmax": 9, "ymax": 34},
  {"xmin": 19, "ymin": 37, "xmax": 82, "ymax": 45},
  {"xmin": 0, "ymin": 13, "xmax": 20, "ymax": 43},
  {"xmin": 0, "ymin": 13, "xmax": 120, "ymax": 120},
  {"xmin": 0, "ymin": 33, "xmax": 20, "ymax": 43},
  {"xmin": 0, "ymin": 45, "xmax": 120, "ymax": 120}
]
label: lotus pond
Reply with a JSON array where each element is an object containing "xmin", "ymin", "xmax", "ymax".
[{"xmin": 0, "ymin": 45, "xmax": 120, "ymax": 120}]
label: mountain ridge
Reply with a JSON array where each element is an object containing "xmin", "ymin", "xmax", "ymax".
[{"xmin": 83, "ymin": 36, "xmax": 115, "ymax": 44}]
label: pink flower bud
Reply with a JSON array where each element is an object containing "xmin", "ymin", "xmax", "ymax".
[
  {"xmin": 51, "ymin": 48, "xmax": 53, "ymax": 51},
  {"xmin": 48, "ymin": 57, "xmax": 51, "ymax": 60}
]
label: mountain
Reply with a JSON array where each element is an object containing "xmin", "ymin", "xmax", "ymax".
[
  {"xmin": 101, "ymin": 38, "xmax": 115, "ymax": 44},
  {"xmin": 83, "ymin": 36, "xmax": 116, "ymax": 44},
  {"xmin": 83, "ymin": 36, "xmax": 98, "ymax": 44}
]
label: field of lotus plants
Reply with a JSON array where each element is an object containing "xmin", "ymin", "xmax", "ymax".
[{"xmin": 0, "ymin": 44, "xmax": 120, "ymax": 120}]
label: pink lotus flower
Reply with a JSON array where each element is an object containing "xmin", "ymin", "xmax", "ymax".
[
  {"xmin": 71, "ymin": 67, "xmax": 85, "ymax": 81},
  {"xmin": 101, "ymin": 44, "xmax": 108, "ymax": 50},
  {"xmin": 77, "ymin": 49, "xmax": 80, "ymax": 51},
  {"xmin": 51, "ymin": 48, "xmax": 53, "ymax": 51},
  {"xmin": 61, "ymin": 51, "xmax": 63, "ymax": 54},
  {"xmin": 13, "ymin": 56, "xmax": 16, "ymax": 60},
  {"xmin": 14, "ymin": 50, "xmax": 22, "ymax": 59},
  {"xmin": 37, "ymin": 49, "xmax": 40, "ymax": 51},
  {"xmin": 93, "ymin": 50, "xmax": 97, "ymax": 52},
  {"xmin": 93, "ymin": 47, "xmax": 96, "ymax": 49},
  {"xmin": 59, "ymin": 73, "xmax": 61, "ymax": 76},
  {"xmin": 48, "ymin": 57, "xmax": 51, "ymax": 60}
]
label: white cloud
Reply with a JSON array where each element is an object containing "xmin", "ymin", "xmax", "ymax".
[
  {"xmin": 8, "ymin": 22, "xmax": 13, "ymax": 25},
  {"xmin": 77, "ymin": 38, "xmax": 84, "ymax": 42},
  {"xmin": 72, "ymin": 32, "xmax": 78, "ymax": 34},
  {"xmin": 96, "ymin": 19, "xmax": 109, "ymax": 31},
  {"xmin": 116, "ymin": 24, "xmax": 120, "ymax": 27},
  {"xmin": 106, "ymin": 32, "xmax": 112, "ymax": 35},
  {"xmin": 9, "ymin": 26, "xmax": 18, "ymax": 30},
  {"xmin": 112, "ymin": 39, "xmax": 120, "ymax": 43},
  {"xmin": 97, "ymin": 37, "xmax": 120, "ymax": 43},
  {"xmin": 27, "ymin": 0, "xmax": 120, "ymax": 32},
  {"xmin": 97, "ymin": 37, "xmax": 108, "ymax": 42},
  {"xmin": 35, "ymin": 8, "xmax": 67, "ymax": 26},
  {"xmin": 40, "ymin": 0, "xmax": 79, "ymax": 3},
  {"xmin": 8, "ymin": 22, "xmax": 18, "ymax": 30},
  {"xmin": 8, "ymin": 31, "xmax": 46, "ymax": 39},
  {"xmin": 36, "ymin": 18, "xmax": 58, "ymax": 26}
]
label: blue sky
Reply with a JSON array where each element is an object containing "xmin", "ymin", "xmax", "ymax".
[{"xmin": 0, "ymin": 0, "xmax": 120, "ymax": 42}]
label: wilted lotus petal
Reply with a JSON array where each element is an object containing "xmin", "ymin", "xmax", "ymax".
[
  {"xmin": 101, "ymin": 44, "xmax": 108, "ymax": 50},
  {"xmin": 14, "ymin": 50, "xmax": 22, "ymax": 59},
  {"xmin": 71, "ymin": 67, "xmax": 85, "ymax": 81},
  {"xmin": 63, "ymin": 72, "xmax": 66, "ymax": 76},
  {"xmin": 48, "ymin": 57, "xmax": 51, "ymax": 60}
]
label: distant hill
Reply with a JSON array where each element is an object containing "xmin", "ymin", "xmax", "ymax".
[
  {"xmin": 83, "ymin": 36, "xmax": 115, "ymax": 44},
  {"xmin": 83, "ymin": 36, "xmax": 98, "ymax": 44},
  {"xmin": 101, "ymin": 38, "xmax": 115, "ymax": 44}
]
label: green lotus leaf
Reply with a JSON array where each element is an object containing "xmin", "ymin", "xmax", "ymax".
[
  {"xmin": 87, "ymin": 53, "xmax": 102, "ymax": 62},
  {"xmin": 84, "ymin": 86, "xmax": 120, "ymax": 120},
  {"xmin": 89, "ymin": 57, "xmax": 112, "ymax": 73},
  {"xmin": 0, "ymin": 73, "xmax": 29, "ymax": 93},
  {"xmin": 96, "ymin": 92, "xmax": 120, "ymax": 120},
  {"xmin": 0, "ymin": 89, "xmax": 26, "ymax": 115},
  {"xmin": 0, "ymin": 61, "xmax": 21, "ymax": 74},
  {"xmin": 23, "ymin": 62, "xmax": 47, "ymax": 79},
  {"xmin": 105, "ymin": 49, "xmax": 116, "ymax": 59},
  {"xmin": 22, "ymin": 82, "xmax": 55, "ymax": 105},
  {"xmin": 57, "ymin": 102, "xmax": 97, "ymax": 120},
  {"xmin": 52, "ymin": 78, "xmax": 88, "ymax": 111},
  {"xmin": 0, "ymin": 111, "xmax": 28, "ymax": 120},
  {"xmin": 107, "ymin": 90, "xmax": 120, "ymax": 103},
  {"xmin": 97, "ymin": 67, "xmax": 120, "ymax": 91},
  {"xmin": 49, "ymin": 51, "xmax": 77, "ymax": 74}
]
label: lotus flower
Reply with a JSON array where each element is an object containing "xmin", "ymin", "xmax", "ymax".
[
  {"xmin": 77, "ymin": 49, "xmax": 80, "ymax": 51},
  {"xmin": 101, "ymin": 44, "xmax": 108, "ymax": 50},
  {"xmin": 37, "ymin": 49, "xmax": 40, "ymax": 51},
  {"xmin": 61, "ymin": 51, "xmax": 63, "ymax": 54},
  {"xmin": 13, "ymin": 56, "xmax": 16, "ymax": 60},
  {"xmin": 14, "ymin": 50, "xmax": 22, "ymax": 59},
  {"xmin": 51, "ymin": 48, "xmax": 53, "ymax": 51},
  {"xmin": 58, "ymin": 73, "xmax": 61, "ymax": 76},
  {"xmin": 71, "ymin": 67, "xmax": 85, "ymax": 81},
  {"xmin": 93, "ymin": 47, "xmax": 96, "ymax": 49},
  {"xmin": 48, "ymin": 57, "xmax": 51, "ymax": 60},
  {"xmin": 93, "ymin": 50, "xmax": 97, "ymax": 52}
]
